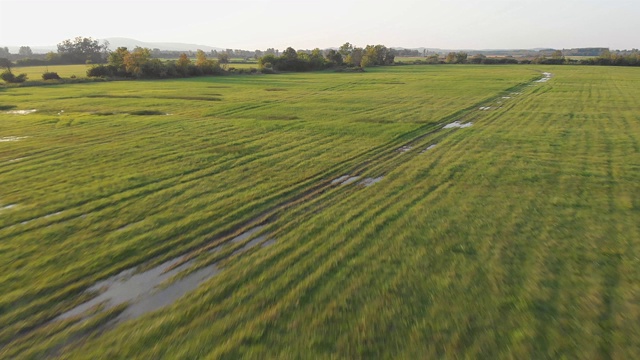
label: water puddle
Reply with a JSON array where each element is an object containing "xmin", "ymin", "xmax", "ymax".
[
  {"xmin": 230, "ymin": 226, "xmax": 265, "ymax": 244},
  {"xmin": 56, "ymin": 256, "xmax": 197, "ymax": 321},
  {"xmin": 117, "ymin": 220, "xmax": 144, "ymax": 232},
  {"xmin": 444, "ymin": 121, "xmax": 473, "ymax": 129},
  {"xmin": 1, "ymin": 204, "xmax": 17, "ymax": 211},
  {"xmin": 359, "ymin": 177, "xmax": 384, "ymax": 187},
  {"xmin": 341, "ymin": 176, "xmax": 361, "ymax": 185},
  {"xmin": 332, "ymin": 175, "xmax": 361, "ymax": 185},
  {"xmin": 331, "ymin": 175, "xmax": 351, "ymax": 185},
  {"xmin": 0, "ymin": 136, "xmax": 29, "ymax": 142},
  {"xmin": 8, "ymin": 157, "xmax": 26, "ymax": 163},
  {"xmin": 57, "ymin": 224, "xmax": 275, "ymax": 324},
  {"xmin": 502, "ymin": 96, "xmax": 511, "ymax": 99},
  {"xmin": 479, "ymin": 107, "xmax": 491, "ymax": 111},
  {"xmin": 421, "ymin": 144, "xmax": 437, "ymax": 153},
  {"xmin": 536, "ymin": 72, "xmax": 552, "ymax": 82},
  {"xmin": 44, "ymin": 211, "xmax": 63, "ymax": 219},
  {"xmin": 261, "ymin": 239, "xmax": 277, "ymax": 247},
  {"xmin": 5, "ymin": 109, "xmax": 36, "ymax": 115},
  {"xmin": 397, "ymin": 145, "xmax": 412, "ymax": 153},
  {"xmin": 232, "ymin": 235, "xmax": 270, "ymax": 255},
  {"xmin": 112, "ymin": 264, "xmax": 220, "ymax": 322},
  {"xmin": 20, "ymin": 211, "xmax": 64, "ymax": 225}
]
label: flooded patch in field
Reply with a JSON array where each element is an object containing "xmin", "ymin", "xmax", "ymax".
[
  {"xmin": 20, "ymin": 211, "xmax": 64, "ymax": 225},
  {"xmin": 341, "ymin": 176, "xmax": 361, "ymax": 185},
  {"xmin": 232, "ymin": 235, "xmax": 270, "ymax": 255},
  {"xmin": 332, "ymin": 175, "xmax": 361, "ymax": 185},
  {"xmin": 230, "ymin": 226, "xmax": 266, "ymax": 244},
  {"xmin": 1, "ymin": 204, "xmax": 17, "ymax": 211},
  {"xmin": 397, "ymin": 145, "xmax": 412, "ymax": 153},
  {"xmin": 261, "ymin": 239, "xmax": 276, "ymax": 247},
  {"xmin": 536, "ymin": 72, "xmax": 552, "ymax": 82},
  {"xmin": 479, "ymin": 106, "xmax": 491, "ymax": 110},
  {"xmin": 421, "ymin": 144, "xmax": 437, "ymax": 153},
  {"xmin": 0, "ymin": 136, "xmax": 29, "ymax": 142},
  {"xmin": 5, "ymin": 109, "xmax": 36, "ymax": 115},
  {"xmin": 444, "ymin": 121, "xmax": 473, "ymax": 129},
  {"xmin": 8, "ymin": 157, "xmax": 26, "ymax": 162},
  {"xmin": 331, "ymin": 175, "xmax": 351, "ymax": 185},
  {"xmin": 359, "ymin": 176, "xmax": 384, "ymax": 187},
  {"xmin": 56, "ymin": 256, "xmax": 199, "ymax": 321},
  {"xmin": 117, "ymin": 220, "xmax": 144, "ymax": 232},
  {"xmin": 112, "ymin": 263, "xmax": 220, "ymax": 322},
  {"xmin": 502, "ymin": 96, "xmax": 511, "ymax": 99},
  {"xmin": 44, "ymin": 211, "xmax": 63, "ymax": 219},
  {"xmin": 229, "ymin": 225, "xmax": 274, "ymax": 254},
  {"xmin": 58, "ymin": 224, "xmax": 275, "ymax": 324}
]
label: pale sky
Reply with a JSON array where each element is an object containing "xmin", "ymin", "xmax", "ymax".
[{"xmin": 1, "ymin": 0, "xmax": 638, "ymax": 50}]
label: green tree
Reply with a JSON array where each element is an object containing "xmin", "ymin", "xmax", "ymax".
[
  {"xmin": 0, "ymin": 58, "xmax": 13, "ymax": 71},
  {"xmin": 177, "ymin": 53, "xmax": 191, "ymax": 67},
  {"xmin": 18, "ymin": 46, "xmax": 32, "ymax": 57},
  {"xmin": 346, "ymin": 47, "xmax": 363, "ymax": 67},
  {"xmin": 195, "ymin": 50, "xmax": 208, "ymax": 67},
  {"xmin": 108, "ymin": 47, "xmax": 130, "ymax": 71},
  {"xmin": 325, "ymin": 49, "xmax": 343, "ymax": 65},
  {"xmin": 45, "ymin": 52, "xmax": 60, "ymax": 63},
  {"xmin": 217, "ymin": 53, "xmax": 229, "ymax": 64},
  {"xmin": 176, "ymin": 53, "xmax": 191, "ymax": 76},
  {"xmin": 124, "ymin": 47, "xmax": 151, "ymax": 77},
  {"xmin": 282, "ymin": 47, "xmax": 298, "ymax": 60},
  {"xmin": 195, "ymin": 50, "xmax": 219, "ymax": 74},
  {"xmin": 455, "ymin": 52, "xmax": 468, "ymax": 64},
  {"xmin": 445, "ymin": 52, "xmax": 457, "ymax": 63},
  {"xmin": 57, "ymin": 36, "xmax": 108, "ymax": 64},
  {"xmin": 309, "ymin": 48, "xmax": 326, "ymax": 68},
  {"xmin": 339, "ymin": 42, "xmax": 353, "ymax": 57}
]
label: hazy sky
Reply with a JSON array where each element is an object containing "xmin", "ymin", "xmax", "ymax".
[{"xmin": 1, "ymin": 0, "xmax": 638, "ymax": 50}]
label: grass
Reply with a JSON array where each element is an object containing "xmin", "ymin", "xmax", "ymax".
[
  {"xmin": 11, "ymin": 64, "xmax": 91, "ymax": 80},
  {"xmin": 1, "ymin": 65, "xmax": 639, "ymax": 358}
]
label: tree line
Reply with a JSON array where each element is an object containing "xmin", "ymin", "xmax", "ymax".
[
  {"xmin": 3, "ymin": 37, "xmax": 640, "ymax": 84},
  {"xmin": 258, "ymin": 43, "xmax": 395, "ymax": 72},
  {"xmin": 87, "ymin": 48, "xmax": 223, "ymax": 78}
]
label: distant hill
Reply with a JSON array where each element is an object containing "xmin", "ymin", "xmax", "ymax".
[{"xmin": 103, "ymin": 38, "xmax": 224, "ymax": 52}]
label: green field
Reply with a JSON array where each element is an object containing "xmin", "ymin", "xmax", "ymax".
[
  {"xmin": 11, "ymin": 64, "xmax": 91, "ymax": 80},
  {"xmin": 1, "ymin": 65, "xmax": 639, "ymax": 358}
]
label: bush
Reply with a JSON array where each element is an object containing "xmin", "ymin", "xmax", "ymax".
[
  {"xmin": 87, "ymin": 65, "xmax": 117, "ymax": 77},
  {"xmin": 42, "ymin": 72, "xmax": 61, "ymax": 80},
  {"xmin": 1, "ymin": 70, "xmax": 27, "ymax": 83}
]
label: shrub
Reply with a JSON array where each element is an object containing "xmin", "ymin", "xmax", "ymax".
[
  {"xmin": 1, "ymin": 70, "xmax": 27, "ymax": 83},
  {"xmin": 42, "ymin": 72, "xmax": 61, "ymax": 80}
]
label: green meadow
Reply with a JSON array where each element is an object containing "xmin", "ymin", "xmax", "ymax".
[
  {"xmin": 11, "ymin": 64, "xmax": 91, "ymax": 80},
  {"xmin": 1, "ymin": 65, "xmax": 639, "ymax": 358}
]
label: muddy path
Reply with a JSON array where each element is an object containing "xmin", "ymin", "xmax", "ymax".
[{"xmin": 7, "ymin": 72, "xmax": 553, "ymax": 349}]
